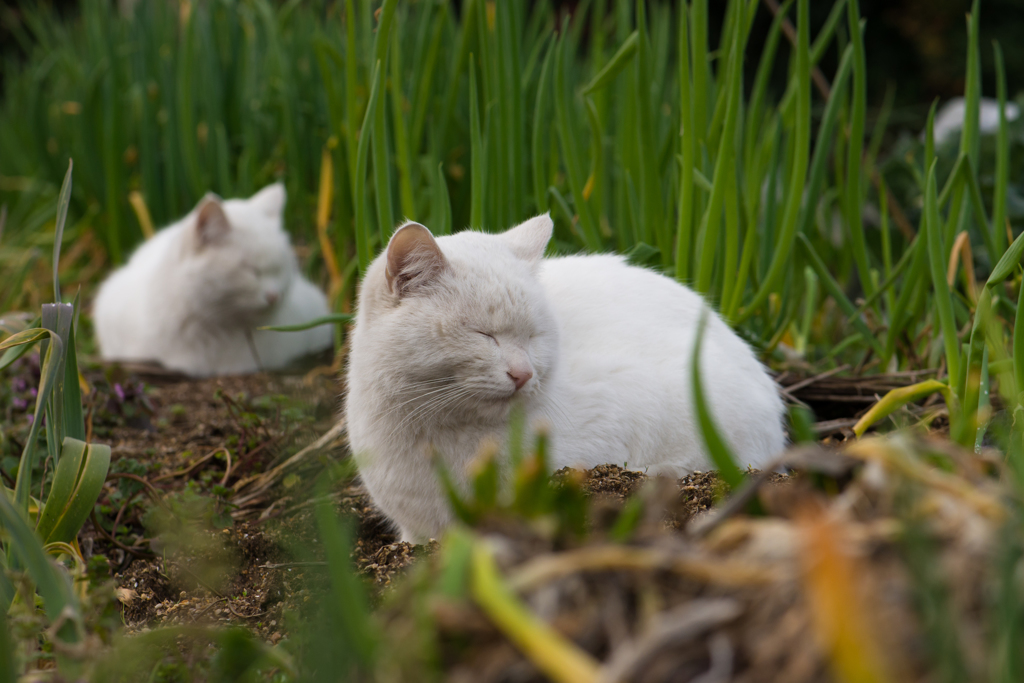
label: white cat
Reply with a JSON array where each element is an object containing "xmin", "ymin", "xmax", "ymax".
[
  {"xmin": 93, "ymin": 184, "xmax": 333, "ymax": 377},
  {"xmin": 345, "ymin": 215, "xmax": 785, "ymax": 542}
]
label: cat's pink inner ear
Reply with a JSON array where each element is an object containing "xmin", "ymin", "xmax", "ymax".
[
  {"xmin": 502, "ymin": 214, "xmax": 553, "ymax": 262},
  {"xmin": 195, "ymin": 197, "xmax": 231, "ymax": 246},
  {"xmin": 251, "ymin": 182, "xmax": 286, "ymax": 216},
  {"xmin": 385, "ymin": 222, "xmax": 447, "ymax": 297}
]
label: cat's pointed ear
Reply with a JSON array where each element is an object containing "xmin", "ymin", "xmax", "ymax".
[
  {"xmin": 195, "ymin": 195, "xmax": 230, "ymax": 247},
  {"xmin": 386, "ymin": 222, "xmax": 447, "ymax": 297},
  {"xmin": 251, "ymin": 182, "xmax": 286, "ymax": 216},
  {"xmin": 502, "ymin": 214, "xmax": 552, "ymax": 262}
]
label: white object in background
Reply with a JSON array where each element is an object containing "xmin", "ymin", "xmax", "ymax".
[
  {"xmin": 93, "ymin": 184, "xmax": 333, "ymax": 376},
  {"xmin": 932, "ymin": 97, "xmax": 1020, "ymax": 145}
]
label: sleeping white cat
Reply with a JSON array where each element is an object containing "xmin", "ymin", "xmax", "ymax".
[
  {"xmin": 345, "ymin": 215, "xmax": 785, "ymax": 543},
  {"xmin": 93, "ymin": 183, "xmax": 333, "ymax": 377}
]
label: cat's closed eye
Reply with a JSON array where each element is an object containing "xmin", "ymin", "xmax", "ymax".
[{"xmin": 476, "ymin": 331, "xmax": 498, "ymax": 345}]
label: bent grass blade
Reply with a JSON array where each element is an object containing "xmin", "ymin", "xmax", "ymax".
[
  {"xmin": 471, "ymin": 543, "xmax": 601, "ymax": 683},
  {"xmin": 35, "ymin": 438, "xmax": 111, "ymax": 546},
  {"xmin": 691, "ymin": 311, "xmax": 744, "ymax": 489},
  {"xmin": 852, "ymin": 380, "xmax": 954, "ymax": 438}
]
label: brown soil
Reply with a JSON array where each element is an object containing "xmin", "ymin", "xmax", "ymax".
[
  {"xmin": 74, "ymin": 366, "xmax": 983, "ymax": 682},
  {"xmin": 90, "ymin": 367, "xmax": 741, "ymax": 639},
  {"xmin": 83, "ymin": 367, "xmax": 344, "ymax": 640}
]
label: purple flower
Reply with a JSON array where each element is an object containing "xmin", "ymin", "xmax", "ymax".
[
  {"xmin": 12, "ymin": 398, "xmax": 26, "ymax": 410},
  {"xmin": 114, "ymin": 383, "xmax": 126, "ymax": 403},
  {"xmin": 29, "ymin": 388, "xmax": 37, "ymax": 398},
  {"xmin": 26, "ymin": 414, "xmax": 33, "ymax": 425}
]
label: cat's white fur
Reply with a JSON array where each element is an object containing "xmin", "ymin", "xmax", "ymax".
[
  {"xmin": 93, "ymin": 183, "xmax": 333, "ymax": 377},
  {"xmin": 345, "ymin": 215, "xmax": 785, "ymax": 542}
]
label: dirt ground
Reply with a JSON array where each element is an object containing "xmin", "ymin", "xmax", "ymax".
[
  {"xmin": 85, "ymin": 365, "xmax": 750, "ymax": 639},
  {"xmin": 50, "ymin": 363, "xmax": 994, "ymax": 682}
]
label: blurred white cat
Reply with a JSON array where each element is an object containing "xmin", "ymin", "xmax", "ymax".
[
  {"xmin": 931, "ymin": 97, "xmax": 1019, "ymax": 145},
  {"xmin": 93, "ymin": 183, "xmax": 333, "ymax": 376}
]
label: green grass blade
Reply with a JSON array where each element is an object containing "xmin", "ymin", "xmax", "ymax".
[
  {"xmin": 937, "ymin": 154, "xmax": 967, "ymax": 208},
  {"xmin": 988, "ymin": 229, "xmax": 1024, "ymax": 288},
  {"xmin": 961, "ymin": 277, "xmax": 997, "ymax": 446},
  {"xmin": 865, "ymin": 83, "xmax": 895, "ymax": 174},
  {"xmin": 0, "ymin": 489, "xmax": 81, "ymax": 645},
  {"xmin": 35, "ymin": 438, "xmax": 111, "ymax": 546},
  {"xmin": 495, "ymin": 0, "xmax": 525, "ymax": 222},
  {"xmin": 436, "ymin": 162, "xmax": 452, "ymax": 236},
  {"xmin": 992, "ymin": 42, "xmax": 1009, "ymax": 260},
  {"xmin": 883, "ymin": 237, "xmax": 929, "ymax": 365},
  {"xmin": 633, "ymin": 0, "xmax": 665, "ymax": 259},
  {"xmin": 354, "ymin": 60, "xmax": 383, "ymax": 273},
  {"xmin": 844, "ymin": 0, "xmax": 872, "ymax": 300},
  {"xmin": 736, "ymin": 0, "xmax": 810, "ymax": 324},
  {"xmin": 471, "ymin": 543, "xmax": 602, "ymax": 683},
  {"xmin": 961, "ymin": 157, "xmax": 995, "ymax": 261},
  {"xmin": 344, "ymin": 0, "xmax": 360, "ymax": 182},
  {"xmin": 798, "ymin": 234, "xmax": 885, "ymax": 359},
  {"xmin": 690, "ymin": 0, "xmax": 709, "ymax": 141},
  {"xmin": 61, "ymin": 306, "xmax": 84, "ymax": 443},
  {"xmin": 744, "ymin": 0, "xmax": 792, "ymax": 176},
  {"xmin": 852, "ymin": 380, "xmax": 952, "ymax": 437},
  {"xmin": 547, "ymin": 186, "xmax": 575, "ymax": 231},
  {"xmin": 0, "ymin": 598, "xmax": 14, "ymax": 682},
  {"xmin": 554, "ymin": 25, "xmax": 600, "ymax": 251},
  {"xmin": 695, "ymin": 19, "xmax": 742, "ymax": 296},
  {"xmin": 691, "ymin": 311, "xmax": 744, "ymax": 489},
  {"xmin": 1015, "ymin": 264, "xmax": 1024, "ymax": 401},
  {"xmin": 40, "ymin": 303, "xmax": 73, "ymax": 464},
  {"xmin": 799, "ymin": 45, "xmax": 853, "ymax": 238},
  {"xmin": 810, "ymin": 0, "xmax": 847, "ymax": 65},
  {"xmin": 531, "ymin": 37, "xmax": 555, "ymax": 214},
  {"xmin": 583, "ymin": 97, "xmax": 604, "ymax": 228},
  {"xmin": 925, "ymin": 161, "xmax": 961, "ymax": 389},
  {"xmin": 372, "ymin": 77, "xmax": 395, "ymax": 244},
  {"xmin": 371, "ymin": 1, "xmax": 396, "ymax": 245},
  {"xmin": 409, "ymin": 3, "xmax": 446, "ymax": 158},
  {"xmin": 389, "ymin": 29, "xmax": 415, "ymax": 220},
  {"xmin": 725, "ymin": 201, "xmax": 760, "ymax": 318},
  {"xmin": 0, "ymin": 328, "xmax": 49, "ymax": 354},
  {"xmin": 313, "ymin": 490, "xmax": 377, "ymax": 672},
  {"xmin": 924, "ymin": 100, "xmax": 937, "ymax": 176},
  {"xmin": 675, "ymin": 2, "xmax": 694, "ymax": 282},
  {"xmin": 581, "ymin": 31, "xmax": 638, "ymax": 96},
  {"xmin": 51, "ymin": 159, "xmax": 72, "ymax": 303},
  {"xmin": 259, "ymin": 313, "xmax": 353, "ymax": 332},
  {"xmin": 961, "ymin": 0, "xmax": 981, "ymax": 167},
  {"xmin": 469, "ymin": 58, "xmax": 485, "ymax": 229}
]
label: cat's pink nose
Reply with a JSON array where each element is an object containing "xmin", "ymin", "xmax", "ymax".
[{"xmin": 508, "ymin": 369, "xmax": 532, "ymax": 391}]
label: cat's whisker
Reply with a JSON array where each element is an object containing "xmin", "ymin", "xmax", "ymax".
[
  {"xmin": 368, "ymin": 383, "xmax": 464, "ymax": 430},
  {"xmin": 388, "ymin": 384, "xmax": 468, "ymax": 425},
  {"xmin": 390, "ymin": 392, "xmax": 460, "ymax": 430},
  {"xmin": 401, "ymin": 377, "xmax": 458, "ymax": 389},
  {"xmin": 433, "ymin": 389, "xmax": 478, "ymax": 425},
  {"xmin": 386, "ymin": 386, "xmax": 473, "ymax": 440}
]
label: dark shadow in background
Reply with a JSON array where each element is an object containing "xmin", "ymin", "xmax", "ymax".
[{"xmin": 3, "ymin": 0, "xmax": 1024, "ymax": 126}]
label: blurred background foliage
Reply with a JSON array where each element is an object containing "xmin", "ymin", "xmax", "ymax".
[{"xmin": 3, "ymin": 0, "xmax": 1024, "ymax": 271}]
